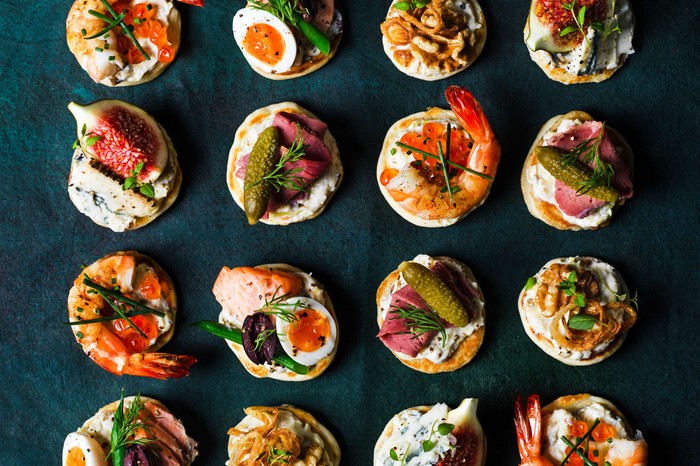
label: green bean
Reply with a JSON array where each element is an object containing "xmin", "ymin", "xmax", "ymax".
[
  {"xmin": 295, "ymin": 20, "xmax": 331, "ymax": 55},
  {"xmin": 191, "ymin": 321, "xmax": 309, "ymax": 375}
]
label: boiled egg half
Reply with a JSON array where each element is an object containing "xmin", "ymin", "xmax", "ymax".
[
  {"xmin": 62, "ymin": 432, "xmax": 108, "ymax": 466},
  {"xmin": 233, "ymin": 8, "xmax": 297, "ymax": 74},
  {"xmin": 276, "ymin": 297, "xmax": 337, "ymax": 366}
]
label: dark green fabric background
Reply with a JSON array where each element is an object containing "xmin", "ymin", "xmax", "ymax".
[{"xmin": 1, "ymin": 1, "xmax": 698, "ymax": 464}]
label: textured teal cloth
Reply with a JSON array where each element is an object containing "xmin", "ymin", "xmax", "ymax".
[{"xmin": 0, "ymin": 1, "xmax": 698, "ymax": 464}]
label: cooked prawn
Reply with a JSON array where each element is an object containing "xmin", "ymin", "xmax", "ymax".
[
  {"xmin": 385, "ymin": 85, "xmax": 501, "ymax": 220},
  {"xmin": 515, "ymin": 394, "xmax": 648, "ymax": 466},
  {"xmin": 514, "ymin": 394, "xmax": 554, "ymax": 466},
  {"xmin": 67, "ymin": 252, "xmax": 196, "ymax": 379}
]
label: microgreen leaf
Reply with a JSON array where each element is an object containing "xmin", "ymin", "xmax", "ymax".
[
  {"xmin": 574, "ymin": 293, "xmax": 586, "ymax": 307},
  {"xmin": 139, "ymin": 183, "xmax": 155, "ymax": 198},
  {"xmin": 123, "ymin": 177, "xmax": 136, "ymax": 190},
  {"xmin": 591, "ymin": 21, "xmax": 604, "ymax": 32},
  {"xmin": 559, "ymin": 25, "xmax": 578, "ymax": 37},
  {"xmin": 567, "ymin": 314, "xmax": 599, "ymax": 331},
  {"xmin": 85, "ymin": 135, "xmax": 103, "ymax": 147},
  {"xmin": 525, "ymin": 276, "xmax": 537, "ymax": 291},
  {"xmin": 578, "ymin": 6, "xmax": 587, "ymax": 27},
  {"xmin": 559, "ymin": 271, "xmax": 578, "ymax": 296},
  {"xmin": 437, "ymin": 423, "xmax": 454, "ymax": 436},
  {"xmin": 421, "ymin": 439, "xmax": 435, "ymax": 452},
  {"xmin": 393, "ymin": 1, "xmax": 411, "ymax": 10}
]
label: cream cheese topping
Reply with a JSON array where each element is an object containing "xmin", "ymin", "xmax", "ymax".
[
  {"xmin": 522, "ymin": 257, "xmax": 628, "ymax": 361},
  {"xmin": 379, "ymin": 254, "xmax": 484, "ymax": 364}
]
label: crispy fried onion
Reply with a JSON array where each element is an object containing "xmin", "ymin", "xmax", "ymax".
[
  {"xmin": 550, "ymin": 300, "xmax": 637, "ymax": 353},
  {"xmin": 536, "ymin": 264, "xmax": 600, "ymax": 317},
  {"xmin": 380, "ymin": 0, "xmax": 477, "ymax": 72},
  {"xmin": 228, "ymin": 407, "xmax": 328, "ymax": 466}
]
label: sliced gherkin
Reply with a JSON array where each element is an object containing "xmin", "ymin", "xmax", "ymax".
[
  {"xmin": 244, "ymin": 126, "xmax": 279, "ymax": 224},
  {"xmin": 535, "ymin": 146, "xmax": 619, "ymax": 203},
  {"xmin": 399, "ymin": 261, "xmax": 469, "ymax": 327}
]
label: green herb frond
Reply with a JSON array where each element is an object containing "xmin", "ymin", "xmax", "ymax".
[
  {"xmin": 107, "ymin": 391, "xmax": 158, "ymax": 461},
  {"xmin": 560, "ymin": 123, "xmax": 615, "ymax": 195},
  {"xmin": 390, "ymin": 305, "xmax": 447, "ymax": 347}
]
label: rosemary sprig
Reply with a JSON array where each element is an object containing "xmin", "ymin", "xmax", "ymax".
[
  {"xmin": 246, "ymin": 126, "xmax": 309, "ymax": 193},
  {"xmin": 561, "ymin": 124, "xmax": 615, "ymax": 195},
  {"xmin": 396, "ymin": 142, "xmax": 493, "ymax": 181},
  {"xmin": 88, "ymin": 0, "xmax": 150, "ymax": 60},
  {"xmin": 559, "ymin": 418, "xmax": 600, "ymax": 466},
  {"xmin": 390, "ymin": 305, "xmax": 447, "ymax": 347},
  {"xmin": 107, "ymin": 390, "xmax": 158, "ymax": 465}
]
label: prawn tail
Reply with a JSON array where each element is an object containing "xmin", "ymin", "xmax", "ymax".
[
  {"xmin": 514, "ymin": 393, "xmax": 541, "ymax": 460},
  {"xmin": 445, "ymin": 85, "xmax": 493, "ymax": 143},
  {"xmin": 128, "ymin": 352, "xmax": 197, "ymax": 380}
]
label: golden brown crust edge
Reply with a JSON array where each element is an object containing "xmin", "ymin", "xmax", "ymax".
[
  {"xmin": 520, "ymin": 111, "xmax": 634, "ymax": 231},
  {"xmin": 223, "ymin": 264, "xmax": 338, "ymax": 382},
  {"xmin": 375, "ymin": 257, "xmax": 485, "ymax": 373},
  {"xmin": 542, "ymin": 394, "xmax": 632, "ymax": 432}
]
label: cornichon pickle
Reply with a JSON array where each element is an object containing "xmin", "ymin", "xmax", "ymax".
[
  {"xmin": 244, "ymin": 126, "xmax": 279, "ymax": 224},
  {"xmin": 399, "ymin": 261, "xmax": 469, "ymax": 327},
  {"xmin": 535, "ymin": 146, "xmax": 619, "ymax": 202}
]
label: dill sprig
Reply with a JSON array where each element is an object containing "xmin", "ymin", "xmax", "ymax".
[
  {"xmin": 107, "ymin": 391, "xmax": 158, "ymax": 464},
  {"xmin": 561, "ymin": 123, "xmax": 615, "ymax": 195},
  {"xmin": 246, "ymin": 125, "xmax": 309, "ymax": 193},
  {"xmin": 254, "ymin": 328, "xmax": 278, "ymax": 352},
  {"xmin": 389, "ymin": 305, "xmax": 447, "ymax": 346},
  {"xmin": 257, "ymin": 286, "xmax": 312, "ymax": 326}
]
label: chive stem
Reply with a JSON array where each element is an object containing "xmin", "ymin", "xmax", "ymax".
[
  {"xmin": 84, "ymin": 11, "xmax": 126, "ymax": 39},
  {"xmin": 559, "ymin": 419, "xmax": 601, "ymax": 466},
  {"xmin": 64, "ymin": 308, "xmax": 157, "ymax": 326},
  {"xmin": 396, "ymin": 142, "xmax": 494, "ymax": 181},
  {"xmin": 97, "ymin": 289, "xmax": 148, "ymax": 339},
  {"xmin": 437, "ymin": 140, "xmax": 453, "ymax": 204},
  {"xmin": 82, "ymin": 275, "xmax": 165, "ymax": 317}
]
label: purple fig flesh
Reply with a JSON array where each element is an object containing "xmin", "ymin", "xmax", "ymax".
[{"xmin": 241, "ymin": 313, "xmax": 277, "ymax": 365}]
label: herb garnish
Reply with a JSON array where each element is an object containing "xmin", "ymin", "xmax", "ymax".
[
  {"xmin": 559, "ymin": 1, "xmax": 591, "ymax": 45},
  {"xmin": 396, "ymin": 141, "xmax": 493, "ymax": 181},
  {"xmin": 524, "ymin": 276, "xmax": 537, "ymax": 291},
  {"xmin": 72, "ymin": 123, "xmax": 104, "ymax": 156},
  {"xmin": 561, "ymin": 123, "xmax": 615, "ymax": 195},
  {"xmin": 64, "ymin": 275, "xmax": 164, "ymax": 335},
  {"xmin": 559, "ymin": 271, "xmax": 586, "ymax": 308},
  {"xmin": 87, "ymin": 0, "xmax": 150, "ymax": 61},
  {"xmin": 591, "ymin": 0, "xmax": 622, "ymax": 39},
  {"xmin": 567, "ymin": 314, "xmax": 604, "ymax": 331},
  {"xmin": 267, "ymin": 445, "xmax": 293, "ymax": 465},
  {"xmin": 559, "ymin": 418, "xmax": 600, "ymax": 466},
  {"xmin": 254, "ymin": 328, "xmax": 278, "ymax": 352},
  {"xmin": 107, "ymin": 390, "xmax": 157, "ymax": 466},
  {"xmin": 389, "ymin": 445, "xmax": 408, "ymax": 465},
  {"xmin": 249, "ymin": 0, "xmax": 331, "ymax": 55},
  {"xmin": 246, "ymin": 126, "xmax": 309, "ymax": 193},
  {"xmin": 393, "ymin": 0, "xmax": 429, "ymax": 11},
  {"xmin": 123, "ymin": 161, "xmax": 156, "ymax": 198},
  {"xmin": 603, "ymin": 282, "xmax": 639, "ymax": 310},
  {"xmin": 390, "ymin": 305, "xmax": 447, "ymax": 347},
  {"xmin": 257, "ymin": 286, "xmax": 311, "ymax": 326},
  {"xmin": 421, "ymin": 420, "xmax": 455, "ymax": 452}
]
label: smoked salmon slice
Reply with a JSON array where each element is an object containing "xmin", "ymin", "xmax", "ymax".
[{"xmin": 213, "ymin": 266, "xmax": 303, "ymax": 324}]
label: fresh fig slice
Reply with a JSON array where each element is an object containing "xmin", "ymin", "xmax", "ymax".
[
  {"xmin": 241, "ymin": 313, "xmax": 277, "ymax": 365},
  {"xmin": 68, "ymin": 100, "xmax": 169, "ymax": 183},
  {"xmin": 440, "ymin": 399, "xmax": 486, "ymax": 466}
]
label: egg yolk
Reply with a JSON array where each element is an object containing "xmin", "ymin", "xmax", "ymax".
[
  {"xmin": 66, "ymin": 447, "xmax": 86, "ymax": 466},
  {"xmin": 244, "ymin": 23, "xmax": 286, "ymax": 66},
  {"xmin": 288, "ymin": 309, "xmax": 330, "ymax": 352}
]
